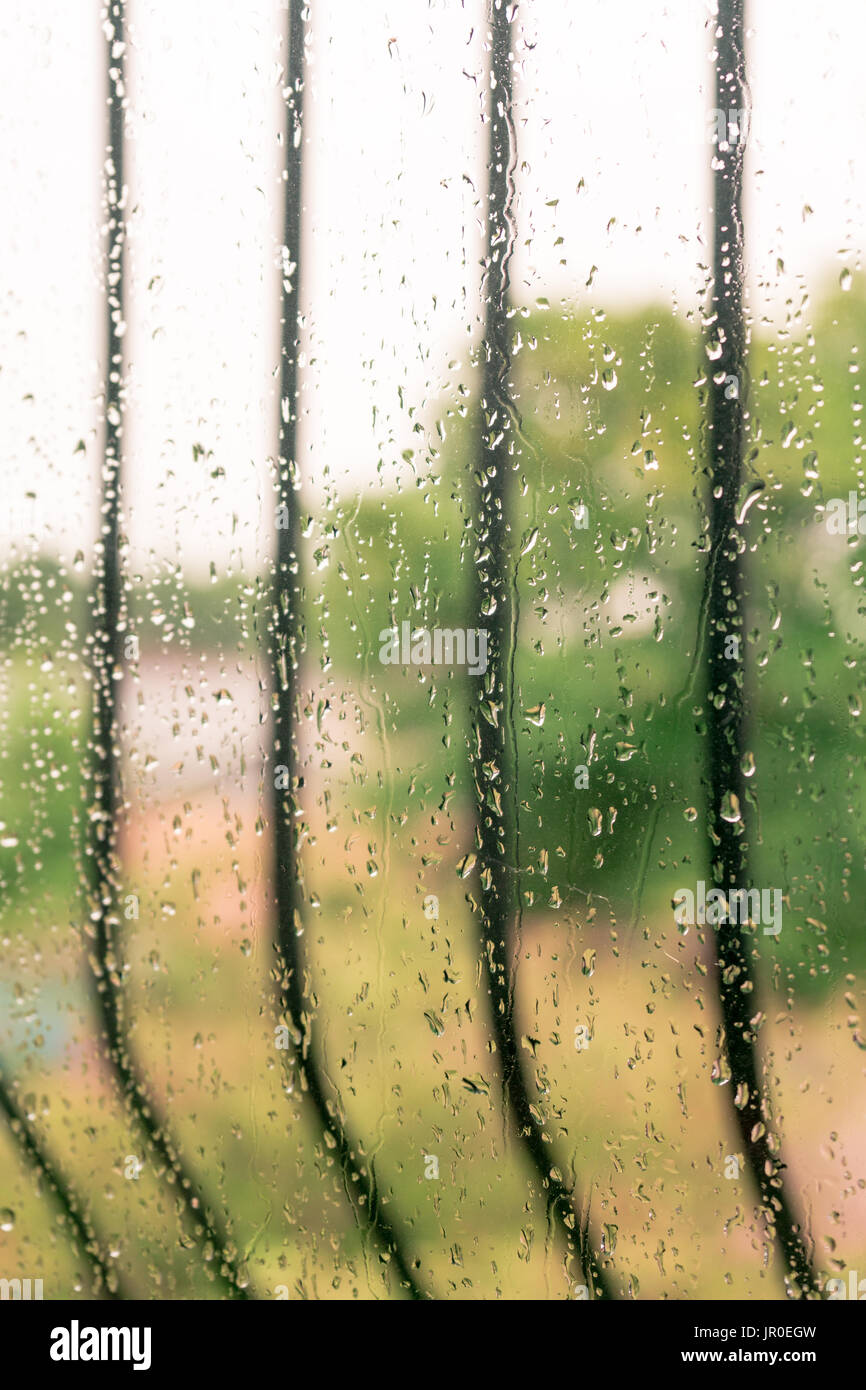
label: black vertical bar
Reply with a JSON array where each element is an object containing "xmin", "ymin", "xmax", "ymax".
[
  {"xmin": 469, "ymin": 0, "xmax": 612, "ymax": 1300},
  {"xmin": 269, "ymin": 0, "xmax": 427, "ymax": 1300},
  {"xmin": 705, "ymin": 0, "xmax": 817, "ymax": 1297},
  {"xmin": 86, "ymin": 1, "xmax": 252, "ymax": 1299},
  {"xmin": 0, "ymin": 1068, "xmax": 130, "ymax": 1298}
]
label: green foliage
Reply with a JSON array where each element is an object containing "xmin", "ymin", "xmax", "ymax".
[{"xmin": 2, "ymin": 296, "xmax": 865, "ymax": 996}]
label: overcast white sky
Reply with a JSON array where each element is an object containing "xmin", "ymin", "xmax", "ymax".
[{"xmin": 0, "ymin": 0, "xmax": 863, "ymax": 578}]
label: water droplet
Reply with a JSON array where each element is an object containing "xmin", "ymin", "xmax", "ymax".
[
  {"xmin": 736, "ymin": 481, "xmax": 765, "ymax": 524},
  {"xmin": 519, "ymin": 526, "xmax": 539, "ymax": 556},
  {"xmin": 461, "ymin": 1073, "xmax": 490, "ymax": 1096}
]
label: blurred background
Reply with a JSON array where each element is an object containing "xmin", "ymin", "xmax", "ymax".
[{"xmin": 0, "ymin": 0, "xmax": 864, "ymax": 1299}]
